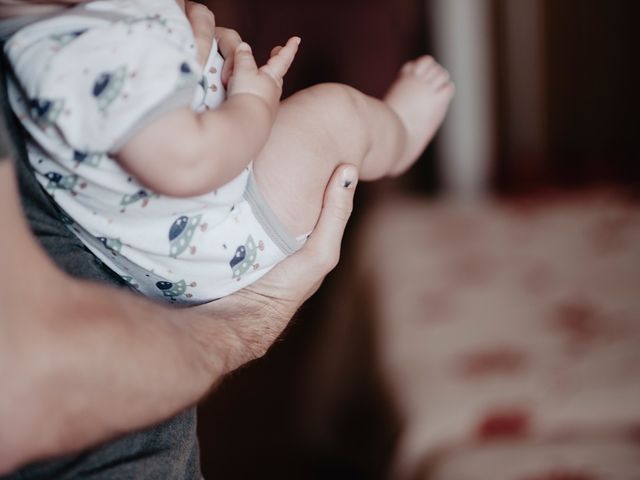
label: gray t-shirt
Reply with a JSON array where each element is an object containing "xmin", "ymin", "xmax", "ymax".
[
  {"xmin": 0, "ymin": 84, "xmax": 13, "ymax": 159},
  {"xmin": 1, "ymin": 29, "xmax": 202, "ymax": 480}
]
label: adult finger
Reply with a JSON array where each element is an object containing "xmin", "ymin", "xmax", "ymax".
[
  {"xmin": 228, "ymin": 164, "xmax": 358, "ymax": 309},
  {"xmin": 221, "ymin": 60, "xmax": 234, "ymax": 87},
  {"xmin": 216, "ymin": 27, "xmax": 242, "ymax": 85},
  {"xmin": 289, "ymin": 163, "xmax": 358, "ymax": 279},
  {"xmin": 216, "ymin": 27, "xmax": 242, "ymax": 59},
  {"xmin": 234, "ymin": 42, "xmax": 258, "ymax": 73},
  {"xmin": 185, "ymin": 1, "xmax": 215, "ymax": 27}
]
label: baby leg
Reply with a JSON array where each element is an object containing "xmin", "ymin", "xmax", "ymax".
[
  {"xmin": 253, "ymin": 56, "xmax": 454, "ymax": 237},
  {"xmin": 252, "ymin": 82, "xmax": 392, "ymax": 237}
]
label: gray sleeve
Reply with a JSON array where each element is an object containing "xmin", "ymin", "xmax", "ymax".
[
  {"xmin": 0, "ymin": 77, "xmax": 14, "ymax": 159},
  {"xmin": 0, "ymin": 118, "xmax": 13, "ymax": 159}
]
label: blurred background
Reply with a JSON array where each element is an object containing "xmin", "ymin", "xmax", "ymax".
[{"xmin": 197, "ymin": 1, "xmax": 640, "ymax": 478}]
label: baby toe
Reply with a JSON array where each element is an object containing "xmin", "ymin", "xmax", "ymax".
[
  {"xmin": 425, "ymin": 64, "xmax": 446, "ymax": 83},
  {"xmin": 413, "ymin": 55, "xmax": 436, "ymax": 77},
  {"xmin": 433, "ymin": 68, "xmax": 451, "ymax": 88},
  {"xmin": 438, "ymin": 80, "xmax": 456, "ymax": 98},
  {"xmin": 401, "ymin": 60, "xmax": 416, "ymax": 76}
]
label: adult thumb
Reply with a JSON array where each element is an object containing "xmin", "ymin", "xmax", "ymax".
[
  {"xmin": 302, "ymin": 164, "xmax": 358, "ymax": 273},
  {"xmin": 234, "ymin": 42, "xmax": 257, "ymax": 72}
]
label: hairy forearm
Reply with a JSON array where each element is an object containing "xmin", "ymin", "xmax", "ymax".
[
  {"xmin": 117, "ymin": 94, "xmax": 273, "ymax": 197},
  {"xmin": 0, "ymin": 281, "xmax": 214, "ymax": 470},
  {"xmin": 0, "ymin": 162, "xmax": 291, "ymax": 473},
  {"xmin": 0, "ymin": 273, "xmax": 293, "ymax": 473},
  {"xmin": 0, "ymin": 156, "xmax": 360, "ymax": 474}
]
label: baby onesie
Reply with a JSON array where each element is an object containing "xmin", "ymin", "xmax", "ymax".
[{"xmin": 5, "ymin": 0, "xmax": 303, "ymax": 304}]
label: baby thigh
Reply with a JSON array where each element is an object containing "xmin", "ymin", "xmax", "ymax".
[{"xmin": 252, "ymin": 83, "xmax": 369, "ymax": 237}]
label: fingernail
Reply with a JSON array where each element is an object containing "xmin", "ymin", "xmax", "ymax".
[
  {"xmin": 237, "ymin": 42, "xmax": 251, "ymax": 52},
  {"xmin": 341, "ymin": 166, "xmax": 358, "ymax": 189}
]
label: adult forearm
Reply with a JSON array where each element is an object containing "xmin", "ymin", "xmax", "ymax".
[
  {"xmin": 0, "ymin": 161, "xmax": 266, "ymax": 473},
  {"xmin": 0, "ymin": 160, "xmax": 358, "ymax": 474},
  {"xmin": 0, "ymin": 275, "xmax": 287, "ymax": 474}
]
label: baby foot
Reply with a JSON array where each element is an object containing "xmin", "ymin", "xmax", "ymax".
[{"xmin": 384, "ymin": 55, "xmax": 454, "ymax": 175}]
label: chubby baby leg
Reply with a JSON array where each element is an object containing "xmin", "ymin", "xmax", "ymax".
[
  {"xmin": 253, "ymin": 56, "xmax": 454, "ymax": 237},
  {"xmin": 252, "ymin": 82, "xmax": 389, "ymax": 237}
]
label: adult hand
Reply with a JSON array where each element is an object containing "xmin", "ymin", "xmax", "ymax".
[
  {"xmin": 246, "ymin": 162, "xmax": 357, "ymax": 308},
  {"xmin": 0, "ymin": 161, "xmax": 355, "ymax": 473},
  {"xmin": 0, "ymin": 156, "xmax": 356, "ymax": 473},
  {"xmin": 196, "ymin": 163, "xmax": 358, "ymax": 364},
  {"xmin": 215, "ymin": 26, "xmax": 242, "ymax": 87},
  {"xmin": 185, "ymin": 1, "xmax": 216, "ymax": 67}
]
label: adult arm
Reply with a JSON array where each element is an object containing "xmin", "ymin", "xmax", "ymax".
[{"xmin": 0, "ymin": 157, "xmax": 358, "ymax": 474}]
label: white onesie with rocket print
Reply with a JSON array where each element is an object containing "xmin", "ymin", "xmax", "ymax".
[{"xmin": 4, "ymin": 0, "xmax": 304, "ymax": 304}]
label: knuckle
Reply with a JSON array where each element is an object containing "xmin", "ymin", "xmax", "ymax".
[
  {"xmin": 188, "ymin": 4, "xmax": 215, "ymax": 23},
  {"xmin": 200, "ymin": 4, "xmax": 213, "ymax": 15},
  {"xmin": 334, "ymin": 201, "xmax": 354, "ymax": 223},
  {"xmin": 189, "ymin": 3, "xmax": 205, "ymax": 14},
  {"xmin": 310, "ymin": 245, "xmax": 341, "ymax": 273},
  {"xmin": 323, "ymin": 251, "xmax": 341, "ymax": 271},
  {"xmin": 198, "ymin": 6, "xmax": 215, "ymax": 22}
]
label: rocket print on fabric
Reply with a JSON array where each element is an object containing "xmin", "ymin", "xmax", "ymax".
[
  {"xmin": 155, "ymin": 279, "xmax": 196, "ymax": 302},
  {"xmin": 73, "ymin": 150, "xmax": 104, "ymax": 168},
  {"xmin": 168, "ymin": 215, "xmax": 202, "ymax": 258},
  {"xmin": 124, "ymin": 14, "xmax": 169, "ymax": 31},
  {"xmin": 97, "ymin": 237, "xmax": 122, "ymax": 253},
  {"xmin": 44, "ymin": 171, "xmax": 85, "ymax": 195},
  {"xmin": 29, "ymin": 98, "xmax": 64, "ymax": 126},
  {"xmin": 229, "ymin": 235, "xmax": 263, "ymax": 281},
  {"xmin": 176, "ymin": 62, "xmax": 198, "ymax": 91},
  {"xmin": 49, "ymin": 29, "xmax": 87, "ymax": 48},
  {"xmin": 93, "ymin": 67, "xmax": 127, "ymax": 113},
  {"xmin": 119, "ymin": 189, "xmax": 157, "ymax": 210}
]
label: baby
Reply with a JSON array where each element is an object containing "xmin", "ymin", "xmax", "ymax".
[{"xmin": 1, "ymin": 0, "xmax": 454, "ymax": 304}]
